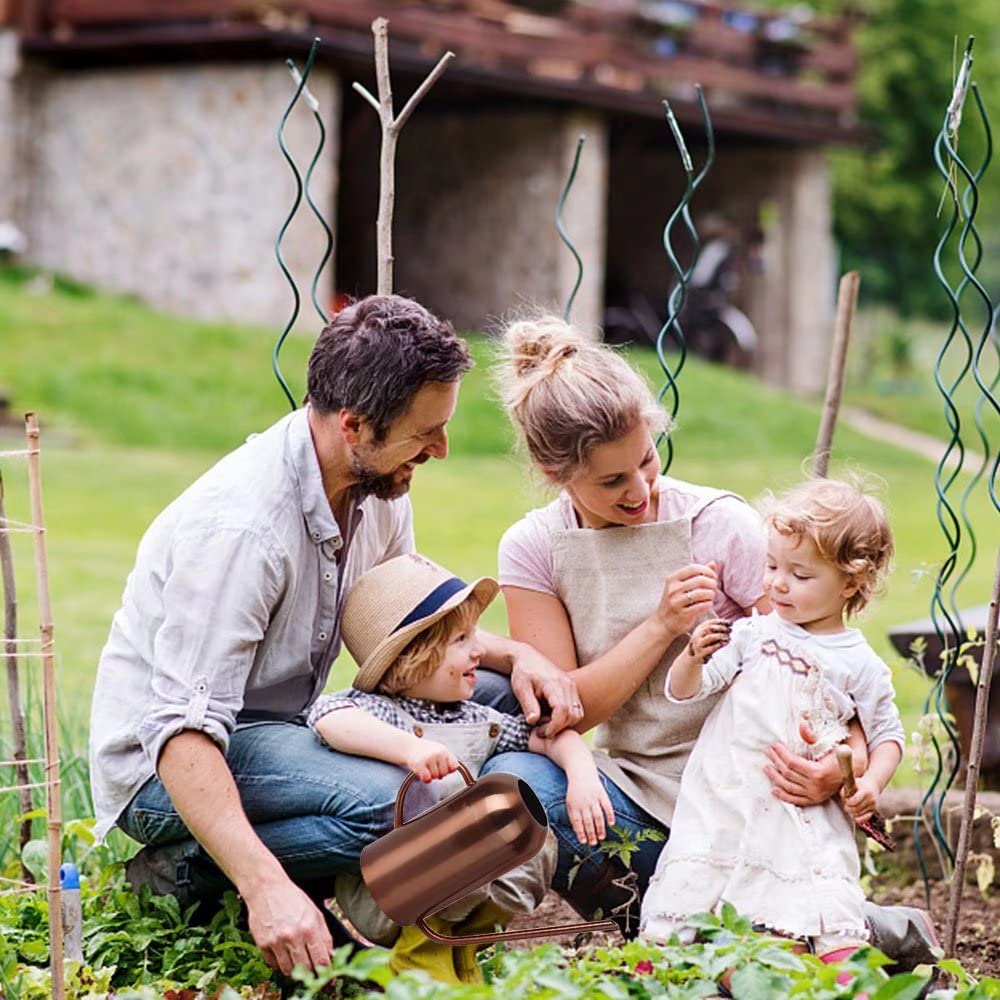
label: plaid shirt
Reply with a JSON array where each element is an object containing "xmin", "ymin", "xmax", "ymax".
[{"xmin": 307, "ymin": 689, "xmax": 533, "ymax": 754}]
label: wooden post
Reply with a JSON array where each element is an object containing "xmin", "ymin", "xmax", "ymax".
[
  {"xmin": 353, "ymin": 18, "xmax": 454, "ymax": 295},
  {"xmin": 944, "ymin": 548, "xmax": 1000, "ymax": 956},
  {"xmin": 24, "ymin": 413, "xmax": 63, "ymax": 999},
  {"xmin": 0, "ymin": 470, "xmax": 33, "ymax": 875},
  {"xmin": 813, "ymin": 271, "xmax": 860, "ymax": 478}
]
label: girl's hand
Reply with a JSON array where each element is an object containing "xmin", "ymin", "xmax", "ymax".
[
  {"xmin": 405, "ymin": 740, "xmax": 459, "ymax": 784},
  {"xmin": 687, "ymin": 619, "xmax": 731, "ymax": 662},
  {"xmin": 655, "ymin": 562, "xmax": 718, "ymax": 636},
  {"xmin": 566, "ymin": 773, "xmax": 616, "ymax": 846},
  {"xmin": 842, "ymin": 773, "xmax": 880, "ymax": 823}
]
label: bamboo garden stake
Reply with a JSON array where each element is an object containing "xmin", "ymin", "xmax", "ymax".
[
  {"xmin": 353, "ymin": 18, "xmax": 454, "ymax": 294},
  {"xmin": 1, "ymin": 470, "xmax": 34, "ymax": 872},
  {"xmin": 944, "ymin": 549, "xmax": 1000, "ymax": 955},
  {"xmin": 813, "ymin": 271, "xmax": 861, "ymax": 478},
  {"xmin": 24, "ymin": 413, "xmax": 64, "ymax": 998}
]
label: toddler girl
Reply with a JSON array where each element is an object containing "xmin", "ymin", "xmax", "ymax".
[{"xmin": 640, "ymin": 478, "xmax": 905, "ymax": 961}]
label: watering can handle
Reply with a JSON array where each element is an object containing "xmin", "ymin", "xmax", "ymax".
[{"xmin": 394, "ymin": 762, "xmax": 476, "ymax": 828}]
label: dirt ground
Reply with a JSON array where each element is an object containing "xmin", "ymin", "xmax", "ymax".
[
  {"xmin": 508, "ymin": 880, "xmax": 1000, "ymax": 979},
  {"xmin": 871, "ymin": 878, "xmax": 1000, "ymax": 979}
]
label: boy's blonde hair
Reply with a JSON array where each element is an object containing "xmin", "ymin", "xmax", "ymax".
[
  {"xmin": 765, "ymin": 477, "xmax": 893, "ymax": 618},
  {"xmin": 378, "ymin": 596, "xmax": 482, "ymax": 695},
  {"xmin": 494, "ymin": 314, "xmax": 669, "ymax": 484}
]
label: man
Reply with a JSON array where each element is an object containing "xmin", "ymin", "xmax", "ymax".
[{"xmin": 90, "ymin": 295, "xmax": 582, "ymax": 976}]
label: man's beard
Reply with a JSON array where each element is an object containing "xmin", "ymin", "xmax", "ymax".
[{"xmin": 351, "ymin": 446, "xmax": 420, "ymax": 500}]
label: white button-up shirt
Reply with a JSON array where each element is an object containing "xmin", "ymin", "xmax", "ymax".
[{"xmin": 90, "ymin": 407, "xmax": 415, "ymax": 840}]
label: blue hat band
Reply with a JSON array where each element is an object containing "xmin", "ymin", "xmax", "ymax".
[{"xmin": 393, "ymin": 577, "xmax": 467, "ymax": 633}]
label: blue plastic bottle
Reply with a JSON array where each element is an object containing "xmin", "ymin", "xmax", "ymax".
[{"xmin": 59, "ymin": 862, "xmax": 83, "ymax": 963}]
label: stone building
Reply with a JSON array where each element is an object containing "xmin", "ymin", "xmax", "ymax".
[{"xmin": 1, "ymin": 0, "xmax": 860, "ymax": 392}]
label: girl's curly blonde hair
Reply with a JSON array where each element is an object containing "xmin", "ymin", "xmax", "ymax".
[
  {"xmin": 764, "ymin": 476, "xmax": 893, "ymax": 618},
  {"xmin": 378, "ymin": 596, "xmax": 482, "ymax": 695}
]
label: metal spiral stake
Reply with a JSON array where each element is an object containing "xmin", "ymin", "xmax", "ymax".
[
  {"xmin": 556, "ymin": 136, "xmax": 586, "ymax": 322},
  {"xmin": 913, "ymin": 36, "xmax": 998, "ymax": 896},
  {"xmin": 274, "ymin": 37, "xmax": 330, "ymax": 411},
  {"xmin": 289, "ymin": 58, "xmax": 335, "ymax": 327},
  {"xmin": 657, "ymin": 86, "xmax": 715, "ymax": 473}
]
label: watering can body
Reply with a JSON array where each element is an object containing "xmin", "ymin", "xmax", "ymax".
[{"xmin": 361, "ymin": 763, "xmax": 620, "ymax": 945}]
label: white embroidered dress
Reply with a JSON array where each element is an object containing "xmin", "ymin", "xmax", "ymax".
[{"xmin": 640, "ymin": 612, "xmax": 904, "ymax": 943}]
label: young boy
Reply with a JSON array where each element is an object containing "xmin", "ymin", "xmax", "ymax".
[{"xmin": 308, "ymin": 552, "xmax": 614, "ymax": 984}]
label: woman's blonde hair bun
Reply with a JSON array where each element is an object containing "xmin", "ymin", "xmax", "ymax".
[{"xmin": 494, "ymin": 313, "xmax": 669, "ymax": 483}]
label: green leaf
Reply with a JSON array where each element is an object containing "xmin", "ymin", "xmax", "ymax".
[
  {"xmin": 729, "ymin": 963, "xmax": 791, "ymax": 1000},
  {"xmin": 755, "ymin": 945, "xmax": 807, "ymax": 972},
  {"xmin": 63, "ymin": 818, "xmax": 96, "ymax": 846},
  {"xmin": 15, "ymin": 809, "xmax": 47, "ymax": 825},
  {"xmin": 20, "ymin": 839, "xmax": 49, "ymax": 882},
  {"xmin": 871, "ymin": 973, "xmax": 933, "ymax": 1000}
]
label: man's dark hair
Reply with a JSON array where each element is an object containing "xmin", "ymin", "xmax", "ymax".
[{"xmin": 306, "ymin": 295, "xmax": 473, "ymax": 439}]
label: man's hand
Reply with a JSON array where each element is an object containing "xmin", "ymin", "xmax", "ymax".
[
  {"xmin": 509, "ymin": 643, "xmax": 583, "ymax": 738},
  {"xmin": 764, "ymin": 742, "xmax": 843, "ymax": 806},
  {"xmin": 244, "ymin": 874, "xmax": 333, "ymax": 976},
  {"xmin": 842, "ymin": 772, "xmax": 880, "ymax": 824}
]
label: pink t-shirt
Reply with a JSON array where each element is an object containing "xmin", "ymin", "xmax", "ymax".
[{"xmin": 498, "ymin": 476, "xmax": 765, "ymax": 621}]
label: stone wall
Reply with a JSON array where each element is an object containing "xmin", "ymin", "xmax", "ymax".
[
  {"xmin": 0, "ymin": 31, "xmax": 21, "ymax": 228},
  {"xmin": 385, "ymin": 108, "xmax": 609, "ymax": 335},
  {"xmin": 15, "ymin": 60, "xmax": 340, "ymax": 330}
]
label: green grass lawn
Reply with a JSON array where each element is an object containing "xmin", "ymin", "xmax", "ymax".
[
  {"xmin": 843, "ymin": 305, "xmax": 999, "ymax": 448},
  {"xmin": 1, "ymin": 267, "xmax": 997, "ymax": 797}
]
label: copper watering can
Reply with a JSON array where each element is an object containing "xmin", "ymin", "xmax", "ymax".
[{"xmin": 361, "ymin": 763, "xmax": 619, "ymax": 945}]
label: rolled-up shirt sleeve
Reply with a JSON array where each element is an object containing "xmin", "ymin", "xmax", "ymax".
[{"xmin": 137, "ymin": 524, "xmax": 283, "ymax": 769}]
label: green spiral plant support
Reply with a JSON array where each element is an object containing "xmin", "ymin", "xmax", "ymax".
[
  {"xmin": 658, "ymin": 86, "xmax": 715, "ymax": 473},
  {"xmin": 914, "ymin": 35, "xmax": 998, "ymax": 895},
  {"xmin": 556, "ymin": 136, "xmax": 587, "ymax": 323},
  {"xmin": 274, "ymin": 37, "xmax": 334, "ymax": 410}
]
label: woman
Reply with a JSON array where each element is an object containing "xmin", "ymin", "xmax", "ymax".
[{"xmin": 477, "ymin": 316, "xmax": 931, "ymax": 963}]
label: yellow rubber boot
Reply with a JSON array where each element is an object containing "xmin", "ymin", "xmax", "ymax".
[
  {"xmin": 451, "ymin": 901, "xmax": 511, "ymax": 984},
  {"xmin": 388, "ymin": 917, "xmax": 462, "ymax": 985}
]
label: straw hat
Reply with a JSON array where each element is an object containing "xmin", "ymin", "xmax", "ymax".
[{"xmin": 343, "ymin": 553, "xmax": 499, "ymax": 693}]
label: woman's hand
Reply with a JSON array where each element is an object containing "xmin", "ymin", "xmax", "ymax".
[
  {"xmin": 405, "ymin": 740, "xmax": 459, "ymax": 783},
  {"xmin": 565, "ymin": 772, "xmax": 616, "ymax": 846},
  {"xmin": 764, "ymin": 742, "xmax": 843, "ymax": 806},
  {"xmin": 654, "ymin": 562, "xmax": 719, "ymax": 636}
]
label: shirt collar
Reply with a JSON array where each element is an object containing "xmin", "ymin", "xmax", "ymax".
[
  {"xmin": 774, "ymin": 615, "xmax": 865, "ymax": 648},
  {"xmin": 288, "ymin": 407, "xmax": 363, "ymax": 546}
]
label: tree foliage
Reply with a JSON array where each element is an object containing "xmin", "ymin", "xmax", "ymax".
[{"xmin": 765, "ymin": 0, "xmax": 1000, "ymax": 316}]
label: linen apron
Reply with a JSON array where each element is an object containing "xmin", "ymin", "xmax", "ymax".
[
  {"xmin": 335, "ymin": 705, "xmax": 556, "ymax": 945},
  {"xmin": 550, "ymin": 496, "xmax": 735, "ymax": 829}
]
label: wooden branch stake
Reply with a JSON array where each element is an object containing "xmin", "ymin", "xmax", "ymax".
[
  {"xmin": 944, "ymin": 548, "xmax": 1000, "ymax": 956},
  {"xmin": 354, "ymin": 18, "xmax": 453, "ymax": 294},
  {"xmin": 0, "ymin": 470, "xmax": 34, "ymax": 878},
  {"xmin": 24, "ymin": 414, "xmax": 64, "ymax": 999},
  {"xmin": 813, "ymin": 271, "xmax": 861, "ymax": 478}
]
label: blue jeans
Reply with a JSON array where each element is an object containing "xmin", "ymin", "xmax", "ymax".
[
  {"xmin": 119, "ymin": 719, "xmax": 408, "ymax": 902},
  {"xmin": 120, "ymin": 670, "xmax": 663, "ymax": 932}
]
